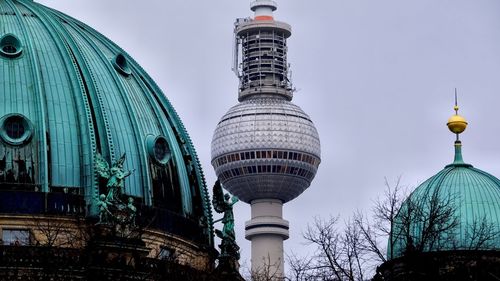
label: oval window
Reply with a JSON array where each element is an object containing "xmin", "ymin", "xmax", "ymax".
[
  {"xmin": 146, "ymin": 135, "xmax": 171, "ymax": 165},
  {"xmin": 0, "ymin": 34, "xmax": 23, "ymax": 58},
  {"xmin": 112, "ymin": 53, "xmax": 131, "ymax": 76},
  {"xmin": 0, "ymin": 114, "xmax": 33, "ymax": 145}
]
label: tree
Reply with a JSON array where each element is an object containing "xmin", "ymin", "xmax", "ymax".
[
  {"xmin": 464, "ymin": 216, "xmax": 500, "ymax": 250},
  {"xmin": 284, "ymin": 178, "xmax": 407, "ymax": 281},
  {"xmin": 285, "ymin": 216, "xmax": 368, "ymax": 281},
  {"xmin": 30, "ymin": 215, "xmax": 90, "ymax": 248},
  {"xmin": 286, "ymin": 176, "xmax": 500, "ymax": 281},
  {"xmin": 360, "ymin": 177, "xmax": 405, "ymax": 262},
  {"xmin": 286, "ymin": 252, "xmax": 314, "ymax": 281},
  {"xmin": 391, "ymin": 186, "xmax": 459, "ymax": 256},
  {"xmin": 243, "ymin": 254, "xmax": 284, "ymax": 281}
]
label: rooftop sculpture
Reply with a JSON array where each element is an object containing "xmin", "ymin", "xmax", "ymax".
[
  {"xmin": 95, "ymin": 153, "xmax": 137, "ymax": 229},
  {"xmin": 210, "ymin": 180, "xmax": 244, "ymax": 280},
  {"xmin": 212, "ymin": 180, "xmax": 240, "ymax": 259}
]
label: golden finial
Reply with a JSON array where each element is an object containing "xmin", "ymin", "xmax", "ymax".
[{"xmin": 447, "ymin": 89, "xmax": 467, "ymax": 136}]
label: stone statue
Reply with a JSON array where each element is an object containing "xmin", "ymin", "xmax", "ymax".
[{"xmin": 212, "ymin": 180, "xmax": 240, "ymax": 259}]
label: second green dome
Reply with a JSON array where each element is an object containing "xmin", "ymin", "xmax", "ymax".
[{"xmin": 388, "ymin": 144, "xmax": 500, "ymax": 259}]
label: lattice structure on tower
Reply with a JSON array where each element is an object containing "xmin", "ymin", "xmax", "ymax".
[{"xmin": 234, "ymin": 18, "xmax": 293, "ymax": 101}]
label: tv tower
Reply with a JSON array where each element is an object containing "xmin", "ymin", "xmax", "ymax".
[{"xmin": 211, "ymin": 0, "xmax": 321, "ymax": 276}]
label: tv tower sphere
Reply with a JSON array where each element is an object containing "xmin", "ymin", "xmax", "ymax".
[
  {"xmin": 211, "ymin": 99, "xmax": 321, "ymax": 203},
  {"xmin": 211, "ymin": 0, "xmax": 321, "ymax": 276}
]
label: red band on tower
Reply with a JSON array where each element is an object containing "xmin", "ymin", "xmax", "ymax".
[{"xmin": 255, "ymin": 15, "xmax": 274, "ymax": 21}]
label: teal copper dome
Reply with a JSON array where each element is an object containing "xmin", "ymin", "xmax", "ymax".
[
  {"xmin": 388, "ymin": 141, "xmax": 500, "ymax": 259},
  {"xmin": 0, "ymin": 0, "xmax": 212, "ymax": 243}
]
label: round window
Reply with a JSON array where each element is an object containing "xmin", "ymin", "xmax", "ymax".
[
  {"xmin": 0, "ymin": 34, "xmax": 23, "ymax": 58},
  {"xmin": 0, "ymin": 114, "xmax": 33, "ymax": 145},
  {"xmin": 146, "ymin": 135, "xmax": 171, "ymax": 165}
]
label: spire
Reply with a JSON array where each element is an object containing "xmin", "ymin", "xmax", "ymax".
[
  {"xmin": 446, "ymin": 89, "xmax": 468, "ymax": 140},
  {"xmin": 446, "ymin": 90, "xmax": 471, "ymax": 167}
]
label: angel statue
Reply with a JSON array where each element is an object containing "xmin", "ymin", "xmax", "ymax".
[
  {"xmin": 213, "ymin": 180, "xmax": 239, "ymax": 239},
  {"xmin": 95, "ymin": 153, "xmax": 134, "ymax": 203},
  {"xmin": 212, "ymin": 180, "xmax": 241, "ymax": 261}
]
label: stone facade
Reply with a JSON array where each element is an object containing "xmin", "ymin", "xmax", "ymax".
[{"xmin": 0, "ymin": 214, "xmax": 217, "ymax": 280}]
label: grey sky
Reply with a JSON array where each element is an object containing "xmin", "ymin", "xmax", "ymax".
[{"xmin": 37, "ymin": 0, "xmax": 500, "ymax": 271}]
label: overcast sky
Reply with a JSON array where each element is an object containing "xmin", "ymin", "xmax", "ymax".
[{"xmin": 37, "ymin": 0, "xmax": 500, "ymax": 271}]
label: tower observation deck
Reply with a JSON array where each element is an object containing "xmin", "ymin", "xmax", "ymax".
[{"xmin": 211, "ymin": 0, "xmax": 321, "ymax": 277}]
